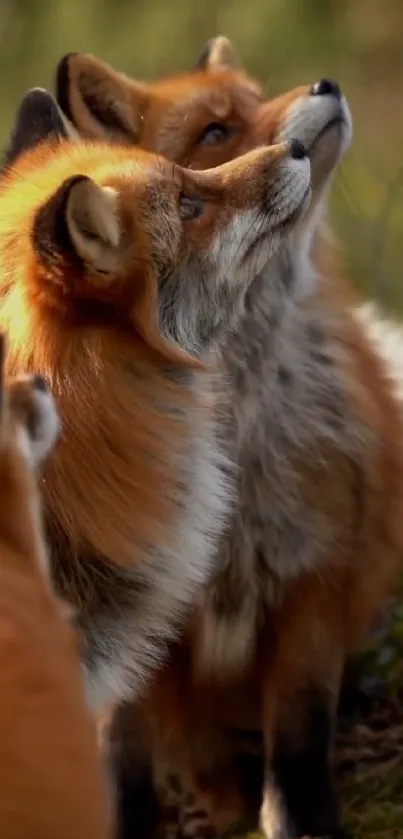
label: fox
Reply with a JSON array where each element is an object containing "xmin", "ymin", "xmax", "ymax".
[
  {"xmin": 0, "ymin": 335, "xmax": 113, "ymax": 839},
  {"xmin": 56, "ymin": 39, "xmax": 403, "ymax": 839},
  {"xmin": 0, "ymin": 84, "xmax": 310, "ymax": 724}
]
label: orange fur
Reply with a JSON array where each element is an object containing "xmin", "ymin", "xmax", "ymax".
[{"xmin": 0, "ymin": 337, "xmax": 111, "ymax": 839}]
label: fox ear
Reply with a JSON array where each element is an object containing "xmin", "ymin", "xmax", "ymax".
[
  {"xmin": 34, "ymin": 175, "xmax": 122, "ymax": 282},
  {"xmin": 65, "ymin": 177, "xmax": 121, "ymax": 272},
  {"xmin": 56, "ymin": 52, "xmax": 146, "ymax": 143},
  {"xmin": 4, "ymin": 88, "xmax": 76, "ymax": 166},
  {"xmin": 193, "ymin": 36, "xmax": 239, "ymax": 71}
]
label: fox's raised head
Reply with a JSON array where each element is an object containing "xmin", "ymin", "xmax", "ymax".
[
  {"xmin": 2, "ymin": 86, "xmax": 310, "ymax": 356},
  {"xmin": 0, "ymin": 88, "xmax": 310, "ymax": 705},
  {"xmin": 56, "ymin": 36, "xmax": 351, "ymax": 221},
  {"xmin": 56, "ymin": 37, "xmax": 261, "ymax": 167}
]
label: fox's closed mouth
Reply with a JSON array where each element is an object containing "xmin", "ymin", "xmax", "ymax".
[
  {"xmin": 242, "ymin": 184, "xmax": 312, "ymax": 263},
  {"xmin": 306, "ymin": 115, "xmax": 347, "ymax": 157},
  {"xmin": 274, "ymin": 184, "xmax": 312, "ymax": 232}
]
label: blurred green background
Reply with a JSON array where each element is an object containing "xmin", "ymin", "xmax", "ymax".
[{"xmin": 0, "ymin": 0, "xmax": 402, "ymax": 314}]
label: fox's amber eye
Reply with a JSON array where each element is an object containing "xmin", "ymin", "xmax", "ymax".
[
  {"xmin": 197, "ymin": 122, "xmax": 234, "ymax": 146},
  {"xmin": 179, "ymin": 193, "xmax": 204, "ymax": 221}
]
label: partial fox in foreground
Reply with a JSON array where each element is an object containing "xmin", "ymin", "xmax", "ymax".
[
  {"xmin": 0, "ymin": 336, "xmax": 112, "ymax": 839},
  {"xmin": 57, "ymin": 39, "xmax": 403, "ymax": 839}
]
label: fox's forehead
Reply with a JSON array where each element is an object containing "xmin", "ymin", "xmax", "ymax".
[
  {"xmin": 0, "ymin": 141, "xmax": 182, "ymax": 250},
  {"xmin": 99, "ymin": 153, "xmax": 179, "ymax": 191},
  {"xmin": 149, "ymin": 70, "xmax": 262, "ymax": 122},
  {"xmin": 3, "ymin": 141, "xmax": 176, "ymax": 201},
  {"xmin": 139, "ymin": 74, "xmax": 316, "ymax": 165}
]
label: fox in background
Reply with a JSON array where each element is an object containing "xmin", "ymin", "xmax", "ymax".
[{"xmin": 57, "ymin": 36, "xmax": 403, "ymax": 839}]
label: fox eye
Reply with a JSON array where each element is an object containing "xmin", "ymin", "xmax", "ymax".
[
  {"xmin": 197, "ymin": 122, "xmax": 234, "ymax": 146},
  {"xmin": 179, "ymin": 193, "xmax": 204, "ymax": 221}
]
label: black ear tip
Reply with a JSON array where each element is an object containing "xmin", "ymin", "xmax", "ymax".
[
  {"xmin": 59, "ymin": 51, "xmax": 79, "ymax": 65},
  {"xmin": 24, "ymin": 86, "xmax": 53, "ymax": 100},
  {"xmin": 56, "ymin": 53, "xmax": 78, "ymax": 117},
  {"xmin": 4, "ymin": 86, "xmax": 69, "ymax": 166},
  {"xmin": 15, "ymin": 87, "xmax": 60, "ymax": 120},
  {"xmin": 56, "ymin": 52, "xmax": 79, "ymax": 81},
  {"xmin": 14, "ymin": 88, "xmax": 63, "ymax": 140},
  {"xmin": 18, "ymin": 87, "xmax": 58, "ymax": 117}
]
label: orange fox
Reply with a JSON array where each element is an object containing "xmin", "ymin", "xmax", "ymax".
[
  {"xmin": 56, "ymin": 40, "xmax": 403, "ymax": 839},
  {"xmin": 0, "ymin": 84, "xmax": 309, "ymax": 722},
  {"xmin": 0, "ymin": 335, "xmax": 112, "ymax": 839}
]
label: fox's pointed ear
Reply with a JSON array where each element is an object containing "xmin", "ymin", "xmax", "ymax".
[
  {"xmin": 66, "ymin": 177, "xmax": 121, "ymax": 272},
  {"xmin": 4, "ymin": 88, "xmax": 76, "ymax": 166},
  {"xmin": 34, "ymin": 175, "xmax": 123, "ymax": 284},
  {"xmin": 56, "ymin": 53, "xmax": 146, "ymax": 143},
  {"xmin": 193, "ymin": 36, "xmax": 239, "ymax": 71}
]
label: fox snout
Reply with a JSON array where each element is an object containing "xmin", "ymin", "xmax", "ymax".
[
  {"xmin": 262, "ymin": 139, "xmax": 312, "ymax": 229},
  {"xmin": 199, "ymin": 140, "xmax": 312, "ymax": 283},
  {"xmin": 261, "ymin": 80, "xmax": 352, "ymax": 193},
  {"xmin": 230, "ymin": 139, "xmax": 312, "ymax": 229},
  {"xmin": 200, "ymin": 138, "xmax": 311, "ymax": 224}
]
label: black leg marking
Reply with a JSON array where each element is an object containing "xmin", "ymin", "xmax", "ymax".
[
  {"xmin": 269, "ymin": 689, "xmax": 343, "ymax": 838},
  {"xmin": 108, "ymin": 703, "xmax": 161, "ymax": 839},
  {"xmin": 236, "ymin": 751, "xmax": 265, "ymax": 826}
]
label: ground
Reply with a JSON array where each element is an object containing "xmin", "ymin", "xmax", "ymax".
[
  {"xmin": 240, "ymin": 593, "xmax": 403, "ymax": 839},
  {"xmin": 337, "ymin": 594, "xmax": 403, "ymax": 839}
]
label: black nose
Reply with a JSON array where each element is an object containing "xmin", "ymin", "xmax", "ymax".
[
  {"xmin": 32, "ymin": 374, "xmax": 48, "ymax": 393},
  {"xmin": 310, "ymin": 78, "xmax": 341, "ymax": 99},
  {"xmin": 289, "ymin": 138, "xmax": 306, "ymax": 160}
]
